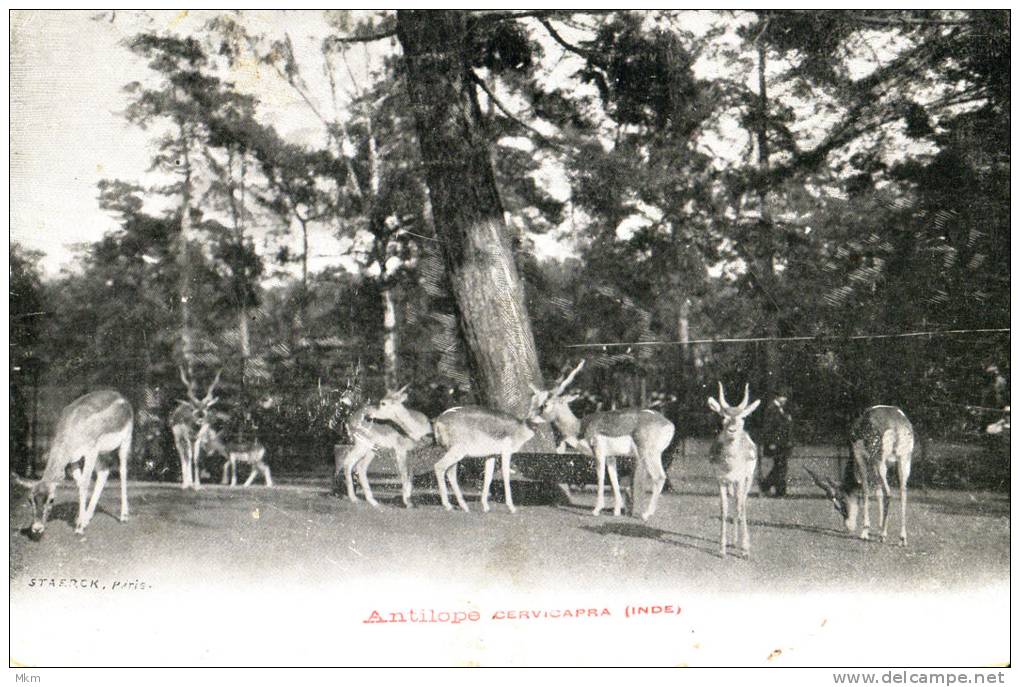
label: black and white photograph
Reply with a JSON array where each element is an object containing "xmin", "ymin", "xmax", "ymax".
[{"xmin": 8, "ymin": 10, "xmax": 1011, "ymax": 671}]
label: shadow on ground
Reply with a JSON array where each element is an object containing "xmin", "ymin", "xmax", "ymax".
[
  {"xmin": 329, "ymin": 477, "xmax": 573, "ymax": 510},
  {"xmin": 580, "ymin": 520, "xmax": 721, "ymax": 558}
]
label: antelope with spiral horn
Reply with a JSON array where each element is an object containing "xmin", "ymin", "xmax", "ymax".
[
  {"xmin": 707, "ymin": 383, "xmax": 760, "ymax": 558},
  {"xmin": 533, "ymin": 360, "xmax": 675, "ymax": 521},
  {"xmin": 805, "ymin": 405, "xmax": 914, "ymax": 545}
]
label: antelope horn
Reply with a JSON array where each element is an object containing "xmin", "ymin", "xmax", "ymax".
[
  {"xmin": 203, "ymin": 369, "xmax": 223, "ymax": 404},
  {"xmin": 553, "ymin": 360, "xmax": 585, "ymax": 397},
  {"xmin": 179, "ymin": 366, "xmax": 200, "ymax": 404},
  {"xmin": 717, "ymin": 382, "xmax": 730, "ymax": 409},
  {"xmin": 739, "ymin": 383, "xmax": 750, "ymax": 409},
  {"xmin": 804, "ymin": 467, "xmax": 837, "ymax": 499}
]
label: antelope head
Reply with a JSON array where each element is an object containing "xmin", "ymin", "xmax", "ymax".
[
  {"xmin": 707, "ymin": 382, "xmax": 761, "ymax": 437},
  {"xmin": 529, "ymin": 360, "xmax": 585, "ymax": 445},
  {"xmin": 519, "ymin": 389, "xmax": 548, "ymax": 426},
  {"xmin": 178, "ymin": 367, "xmax": 222, "ymax": 430},
  {"xmin": 804, "ymin": 466, "xmax": 858, "ymax": 532},
  {"xmin": 365, "ymin": 384, "xmax": 433, "ymax": 441},
  {"xmin": 12, "ymin": 472, "xmax": 53, "ymax": 540}
]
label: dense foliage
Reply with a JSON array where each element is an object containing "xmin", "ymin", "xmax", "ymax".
[{"xmin": 14, "ymin": 10, "xmax": 1009, "ymax": 480}]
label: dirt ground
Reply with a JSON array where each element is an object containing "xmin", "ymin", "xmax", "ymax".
[{"xmin": 8, "ymin": 459, "xmax": 1011, "ymax": 667}]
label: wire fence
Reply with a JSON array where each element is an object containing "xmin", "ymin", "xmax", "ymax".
[
  {"xmin": 12, "ymin": 319, "xmax": 1010, "ymax": 494},
  {"xmin": 20, "ymin": 413, "xmax": 1008, "ymax": 495},
  {"xmin": 564, "ymin": 327, "xmax": 1011, "ymax": 349}
]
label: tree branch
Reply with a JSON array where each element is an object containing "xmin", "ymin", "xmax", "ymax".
[
  {"xmin": 538, "ymin": 17, "xmax": 600, "ymax": 63},
  {"xmin": 850, "ymin": 14, "xmax": 976, "ymax": 27},
  {"xmin": 469, "ymin": 72, "xmax": 563, "ymax": 151},
  {"xmin": 473, "ymin": 10, "xmax": 570, "ymax": 26},
  {"xmin": 474, "ymin": 9, "xmax": 619, "ymax": 25},
  {"xmin": 260, "ymin": 33, "xmax": 365, "ymax": 202},
  {"xmin": 326, "ymin": 29, "xmax": 397, "ymax": 45},
  {"xmin": 767, "ymin": 38, "xmax": 948, "ymax": 184}
]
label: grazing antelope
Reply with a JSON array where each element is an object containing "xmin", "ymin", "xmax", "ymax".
[
  {"xmin": 208, "ymin": 432, "xmax": 273, "ymax": 487},
  {"xmin": 170, "ymin": 368, "xmax": 221, "ymax": 490},
  {"xmin": 15, "ymin": 390, "xmax": 133, "ymax": 538},
  {"xmin": 535, "ymin": 361, "xmax": 675, "ymax": 521},
  {"xmin": 806, "ymin": 405, "xmax": 914, "ymax": 545},
  {"xmin": 339, "ymin": 386, "xmax": 432, "ymax": 508},
  {"xmin": 707, "ymin": 383, "xmax": 760, "ymax": 558}
]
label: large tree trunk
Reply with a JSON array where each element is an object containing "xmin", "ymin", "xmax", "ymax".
[
  {"xmin": 227, "ymin": 148, "xmax": 252, "ymax": 380},
  {"xmin": 755, "ymin": 39, "xmax": 779, "ymax": 402},
  {"xmin": 365, "ymin": 117, "xmax": 403, "ymax": 392},
  {"xmin": 675, "ymin": 296, "xmax": 692, "ymax": 416},
  {"xmin": 381, "ymin": 286, "xmax": 399, "ymax": 391},
  {"xmin": 177, "ymin": 121, "xmax": 195, "ymax": 378},
  {"xmin": 238, "ymin": 306, "xmax": 251, "ymax": 358},
  {"xmin": 677, "ymin": 298, "xmax": 691, "ymax": 375},
  {"xmin": 296, "ymin": 215, "xmax": 309, "ymax": 333},
  {"xmin": 396, "ymin": 10, "xmax": 544, "ymax": 417}
]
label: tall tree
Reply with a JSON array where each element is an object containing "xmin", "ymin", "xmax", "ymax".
[
  {"xmin": 10, "ymin": 243, "xmax": 47, "ymax": 476},
  {"xmin": 320, "ymin": 43, "xmax": 428, "ymax": 392},
  {"xmin": 396, "ymin": 10, "xmax": 546, "ymax": 416},
  {"xmin": 201, "ymin": 92, "xmax": 268, "ymax": 382},
  {"xmin": 212, "ymin": 13, "xmax": 428, "ymax": 391},
  {"xmin": 124, "ymin": 35, "xmax": 217, "ymax": 378}
]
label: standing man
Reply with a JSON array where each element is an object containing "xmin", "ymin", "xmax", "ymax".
[{"xmin": 759, "ymin": 394, "xmax": 794, "ymax": 497}]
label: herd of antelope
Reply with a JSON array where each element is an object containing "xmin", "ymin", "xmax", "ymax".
[{"xmin": 15, "ymin": 360, "xmax": 916, "ymax": 559}]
